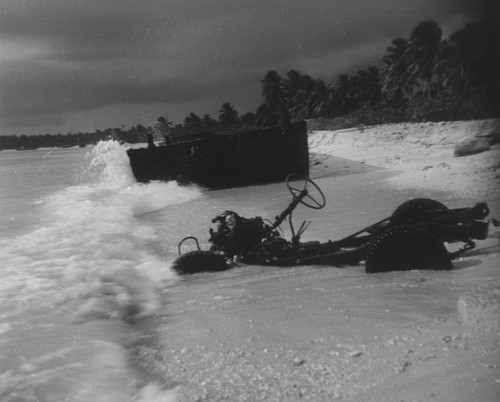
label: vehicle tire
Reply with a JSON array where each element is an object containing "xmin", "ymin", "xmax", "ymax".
[
  {"xmin": 172, "ymin": 251, "xmax": 230, "ymax": 275},
  {"xmin": 365, "ymin": 225, "xmax": 452, "ymax": 273},
  {"xmin": 391, "ymin": 198, "xmax": 447, "ymax": 224}
]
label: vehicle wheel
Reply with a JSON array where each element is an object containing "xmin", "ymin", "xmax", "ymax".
[
  {"xmin": 172, "ymin": 251, "xmax": 230, "ymax": 275},
  {"xmin": 365, "ymin": 225, "xmax": 452, "ymax": 273},
  {"xmin": 391, "ymin": 198, "xmax": 447, "ymax": 224}
]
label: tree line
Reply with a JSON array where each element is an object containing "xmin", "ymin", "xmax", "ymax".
[
  {"xmin": 2, "ymin": 16, "xmax": 498, "ymax": 150},
  {"xmin": 255, "ymin": 16, "xmax": 498, "ymax": 126}
]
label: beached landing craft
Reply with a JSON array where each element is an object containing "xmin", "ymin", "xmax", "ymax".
[
  {"xmin": 173, "ymin": 174, "xmax": 493, "ymax": 274},
  {"xmin": 127, "ymin": 121, "xmax": 309, "ymax": 188}
]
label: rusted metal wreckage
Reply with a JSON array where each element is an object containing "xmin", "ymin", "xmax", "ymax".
[
  {"xmin": 127, "ymin": 121, "xmax": 309, "ymax": 188},
  {"xmin": 173, "ymin": 174, "xmax": 493, "ymax": 274}
]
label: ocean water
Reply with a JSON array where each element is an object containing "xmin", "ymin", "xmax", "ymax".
[{"xmin": 0, "ymin": 143, "xmax": 210, "ymax": 401}]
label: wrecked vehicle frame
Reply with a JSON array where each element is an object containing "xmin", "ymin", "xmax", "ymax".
[{"xmin": 173, "ymin": 174, "xmax": 491, "ymax": 274}]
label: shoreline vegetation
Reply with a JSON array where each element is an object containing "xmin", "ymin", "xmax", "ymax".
[{"xmin": 1, "ymin": 16, "xmax": 498, "ymax": 151}]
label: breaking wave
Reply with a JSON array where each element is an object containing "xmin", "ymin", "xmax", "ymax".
[{"xmin": 0, "ymin": 140, "xmax": 202, "ymax": 400}]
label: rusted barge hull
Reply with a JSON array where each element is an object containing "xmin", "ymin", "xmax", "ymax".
[{"xmin": 127, "ymin": 121, "xmax": 309, "ymax": 188}]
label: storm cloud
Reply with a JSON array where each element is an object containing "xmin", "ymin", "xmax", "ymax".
[{"xmin": 0, "ymin": 0, "xmax": 495, "ymax": 135}]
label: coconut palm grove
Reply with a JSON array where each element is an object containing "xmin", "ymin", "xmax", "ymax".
[{"xmin": 1, "ymin": 17, "xmax": 498, "ymax": 150}]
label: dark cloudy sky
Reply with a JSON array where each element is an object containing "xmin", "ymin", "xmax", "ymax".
[{"xmin": 0, "ymin": 0, "xmax": 495, "ymax": 135}]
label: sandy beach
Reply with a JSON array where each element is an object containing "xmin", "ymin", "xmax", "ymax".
[
  {"xmin": 127, "ymin": 119, "xmax": 500, "ymax": 401},
  {"xmin": 309, "ymin": 119, "xmax": 500, "ymax": 200}
]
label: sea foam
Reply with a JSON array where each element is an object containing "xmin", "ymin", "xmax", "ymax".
[
  {"xmin": 0, "ymin": 140, "xmax": 202, "ymax": 321},
  {"xmin": 0, "ymin": 140, "xmax": 201, "ymax": 400}
]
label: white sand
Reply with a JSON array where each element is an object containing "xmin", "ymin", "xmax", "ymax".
[
  {"xmin": 309, "ymin": 119, "xmax": 500, "ymax": 200},
  {"xmin": 143, "ymin": 120, "xmax": 500, "ymax": 401}
]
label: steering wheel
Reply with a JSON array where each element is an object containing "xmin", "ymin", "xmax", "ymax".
[{"xmin": 285, "ymin": 173, "xmax": 326, "ymax": 209}]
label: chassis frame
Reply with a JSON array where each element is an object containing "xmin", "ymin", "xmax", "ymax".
[{"xmin": 173, "ymin": 174, "xmax": 491, "ymax": 274}]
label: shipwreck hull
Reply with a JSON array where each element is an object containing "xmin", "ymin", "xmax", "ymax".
[{"xmin": 127, "ymin": 121, "xmax": 309, "ymax": 188}]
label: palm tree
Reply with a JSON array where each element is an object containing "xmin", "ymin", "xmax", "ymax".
[
  {"xmin": 155, "ymin": 116, "xmax": 173, "ymax": 141},
  {"xmin": 404, "ymin": 20, "xmax": 443, "ymax": 99},
  {"xmin": 261, "ymin": 71, "xmax": 283, "ymax": 108},
  {"xmin": 183, "ymin": 113, "xmax": 204, "ymax": 133},
  {"xmin": 381, "ymin": 38, "xmax": 411, "ymax": 103},
  {"xmin": 284, "ymin": 70, "xmax": 302, "ymax": 97},
  {"xmin": 157, "ymin": 116, "xmax": 172, "ymax": 129},
  {"xmin": 351, "ymin": 66, "xmax": 381, "ymax": 107},
  {"xmin": 440, "ymin": 17, "xmax": 499, "ymax": 98},
  {"xmin": 473, "ymin": 17, "xmax": 499, "ymax": 91},
  {"xmin": 218, "ymin": 103, "xmax": 239, "ymax": 128},
  {"xmin": 256, "ymin": 104, "xmax": 276, "ymax": 127},
  {"xmin": 240, "ymin": 112, "xmax": 258, "ymax": 126},
  {"xmin": 201, "ymin": 114, "xmax": 217, "ymax": 131},
  {"xmin": 289, "ymin": 74, "xmax": 317, "ymax": 119},
  {"xmin": 261, "ymin": 71, "xmax": 290, "ymax": 124},
  {"xmin": 282, "ymin": 69, "xmax": 303, "ymax": 119},
  {"xmin": 305, "ymin": 79, "xmax": 335, "ymax": 118},
  {"xmin": 333, "ymin": 74, "xmax": 353, "ymax": 115},
  {"xmin": 435, "ymin": 38, "xmax": 467, "ymax": 94}
]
